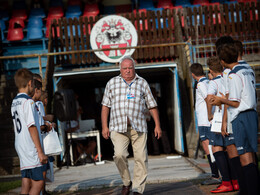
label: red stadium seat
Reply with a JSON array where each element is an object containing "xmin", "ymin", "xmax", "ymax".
[
  {"xmin": 83, "ymin": 4, "xmax": 99, "ymax": 17},
  {"xmin": 7, "ymin": 28, "xmax": 24, "ymax": 41},
  {"xmin": 193, "ymin": 0, "xmax": 210, "ymax": 6},
  {"xmin": 12, "ymin": 9, "xmax": 27, "ymax": 20},
  {"xmin": 48, "ymin": 6, "xmax": 64, "ymax": 18},
  {"xmin": 157, "ymin": 0, "xmax": 174, "ymax": 9},
  {"xmin": 9, "ymin": 18, "xmax": 25, "ymax": 29}
]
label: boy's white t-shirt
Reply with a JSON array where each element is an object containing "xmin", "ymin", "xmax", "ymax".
[
  {"xmin": 228, "ymin": 63, "xmax": 257, "ymax": 122},
  {"xmin": 224, "ymin": 60, "xmax": 250, "ymax": 95},
  {"xmin": 223, "ymin": 68, "xmax": 231, "ymax": 95},
  {"xmin": 11, "ymin": 93, "xmax": 42, "ymax": 170},
  {"xmin": 34, "ymin": 104, "xmax": 43, "ymax": 146},
  {"xmin": 208, "ymin": 75, "xmax": 225, "ymax": 113},
  {"xmin": 35, "ymin": 101, "xmax": 45, "ymax": 126},
  {"xmin": 222, "ymin": 68, "xmax": 233, "ymax": 133},
  {"xmin": 195, "ymin": 77, "xmax": 210, "ymax": 126}
]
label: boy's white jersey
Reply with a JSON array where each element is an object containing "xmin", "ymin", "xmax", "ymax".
[
  {"xmin": 228, "ymin": 62, "xmax": 257, "ymax": 122},
  {"xmin": 223, "ymin": 60, "xmax": 250, "ymax": 95},
  {"xmin": 11, "ymin": 93, "xmax": 42, "ymax": 170},
  {"xmin": 208, "ymin": 75, "xmax": 225, "ymax": 113},
  {"xmin": 222, "ymin": 69, "xmax": 233, "ymax": 133},
  {"xmin": 223, "ymin": 69, "xmax": 231, "ymax": 95},
  {"xmin": 36, "ymin": 101, "xmax": 45, "ymax": 126},
  {"xmin": 34, "ymin": 104, "xmax": 43, "ymax": 147},
  {"xmin": 195, "ymin": 77, "xmax": 210, "ymax": 126}
]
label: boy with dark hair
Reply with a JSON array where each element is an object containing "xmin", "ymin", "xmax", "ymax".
[
  {"xmin": 32, "ymin": 75, "xmax": 53, "ymax": 195},
  {"xmin": 190, "ymin": 63, "xmax": 221, "ymax": 185},
  {"xmin": 216, "ymin": 38, "xmax": 249, "ymax": 195},
  {"xmin": 215, "ymin": 36, "xmax": 234, "ymax": 51},
  {"xmin": 32, "ymin": 78, "xmax": 51, "ymax": 195},
  {"xmin": 211, "ymin": 43, "xmax": 259, "ymax": 195},
  {"xmin": 11, "ymin": 68, "xmax": 48, "ymax": 195},
  {"xmin": 206, "ymin": 56, "xmax": 239, "ymax": 193},
  {"xmin": 234, "ymin": 40, "xmax": 243, "ymax": 60}
]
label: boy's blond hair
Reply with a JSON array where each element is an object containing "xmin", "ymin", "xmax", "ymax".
[
  {"xmin": 14, "ymin": 68, "xmax": 33, "ymax": 89},
  {"xmin": 207, "ymin": 56, "xmax": 223, "ymax": 73}
]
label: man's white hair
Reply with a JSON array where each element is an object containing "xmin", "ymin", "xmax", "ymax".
[{"xmin": 119, "ymin": 55, "xmax": 136, "ymax": 69}]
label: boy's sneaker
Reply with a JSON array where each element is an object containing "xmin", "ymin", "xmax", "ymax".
[
  {"xmin": 210, "ymin": 181, "xmax": 234, "ymax": 193},
  {"xmin": 201, "ymin": 177, "xmax": 222, "ymax": 185},
  {"xmin": 232, "ymin": 179, "xmax": 240, "ymax": 191}
]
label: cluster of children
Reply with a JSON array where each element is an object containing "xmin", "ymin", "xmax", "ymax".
[
  {"xmin": 11, "ymin": 68, "xmax": 53, "ymax": 195},
  {"xmin": 191, "ymin": 36, "xmax": 259, "ymax": 194}
]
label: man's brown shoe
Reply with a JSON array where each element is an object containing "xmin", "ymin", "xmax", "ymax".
[{"xmin": 121, "ymin": 181, "xmax": 132, "ymax": 195}]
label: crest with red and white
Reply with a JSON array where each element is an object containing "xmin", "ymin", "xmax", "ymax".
[{"xmin": 90, "ymin": 15, "xmax": 138, "ymax": 63}]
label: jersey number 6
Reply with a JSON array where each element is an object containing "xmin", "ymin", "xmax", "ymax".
[{"xmin": 12, "ymin": 111, "xmax": 22, "ymax": 133}]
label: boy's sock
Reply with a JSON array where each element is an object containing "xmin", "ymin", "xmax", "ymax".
[
  {"xmin": 243, "ymin": 163, "xmax": 259, "ymax": 195},
  {"xmin": 213, "ymin": 151, "xmax": 231, "ymax": 181},
  {"xmin": 207, "ymin": 154, "xmax": 219, "ymax": 178},
  {"xmin": 224, "ymin": 151, "xmax": 237, "ymax": 180},
  {"xmin": 230, "ymin": 156, "xmax": 247, "ymax": 194},
  {"xmin": 254, "ymin": 153, "xmax": 260, "ymax": 184}
]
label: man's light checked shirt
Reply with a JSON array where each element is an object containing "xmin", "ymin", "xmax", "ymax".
[{"xmin": 102, "ymin": 74, "xmax": 157, "ymax": 133}]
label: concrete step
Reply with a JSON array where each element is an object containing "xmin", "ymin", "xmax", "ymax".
[{"xmin": 45, "ymin": 156, "xmax": 209, "ymax": 193}]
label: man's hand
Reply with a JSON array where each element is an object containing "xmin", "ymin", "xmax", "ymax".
[
  {"xmin": 102, "ymin": 127, "xmax": 110, "ymax": 139},
  {"xmin": 154, "ymin": 126, "xmax": 162, "ymax": 139},
  {"xmin": 221, "ymin": 120, "xmax": 229, "ymax": 137},
  {"xmin": 39, "ymin": 152, "xmax": 48, "ymax": 164}
]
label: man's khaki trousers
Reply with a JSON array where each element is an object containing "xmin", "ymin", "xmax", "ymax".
[{"xmin": 110, "ymin": 127, "xmax": 148, "ymax": 194}]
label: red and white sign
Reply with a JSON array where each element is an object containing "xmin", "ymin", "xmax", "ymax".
[{"xmin": 90, "ymin": 15, "xmax": 138, "ymax": 63}]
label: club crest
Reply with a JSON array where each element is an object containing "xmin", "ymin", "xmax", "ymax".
[{"xmin": 90, "ymin": 15, "xmax": 138, "ymax": 63}]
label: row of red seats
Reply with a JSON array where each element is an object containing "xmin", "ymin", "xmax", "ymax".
[
  {"xmin": 4, "ymin": 0, "xmax": 258, "ymax": 41},
  {"xmin": 4, "ymin": 2, "xmax": 100, "ymax": 41}
]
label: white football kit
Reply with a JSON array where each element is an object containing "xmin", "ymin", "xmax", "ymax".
[
  {"xmin": 228, "ymin": 63, "xmax": 257, "ymax": 122},
  {"xmin": 36, "ymin": 101, "xmax": 45, "ymax": 126},
  {"xmin": 195, "ymin": 77, "xmax": 210, "ymax": 126},
  {"xmin": 208, "ymin": 75, "xmax": 225, "ymax": 113},
  {"xmin": 11, "ymin": 93, "xmax": 42, "ymax": 170}
]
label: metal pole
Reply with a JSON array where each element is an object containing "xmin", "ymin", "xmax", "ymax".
[
  {"xmin": 38, "ymin": 55, "xmax": 43, "ymax": 79},
  {"xmin": 0, "ymin": 42, "xmax": 187, "ymax": 60}
]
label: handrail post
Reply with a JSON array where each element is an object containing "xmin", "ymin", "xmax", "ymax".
[{"xmin": 38, "ymin": 55, "xmax": 43, "ymax": 79}]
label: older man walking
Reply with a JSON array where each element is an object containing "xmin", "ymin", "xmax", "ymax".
[{"xmin": 101, "ymin": 56, "xmax": 162, "ymax": 195}]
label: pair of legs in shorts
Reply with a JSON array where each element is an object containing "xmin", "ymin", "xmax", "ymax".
[
  {"xmin": 21, "ymin": 166, "xmax": 44, "ymax": 195},
  {"xmin": 199, "ymin": 126, "xmax": 220, "ymax": 182},
  {"xmin": 232, "ymin": 110, "xmax": 259, "ymax": 195},
  {"xmin": 209, "ymin": 132, "xmax": 238, "ymax": 193},
  {"xmin": 210, "ymin": 132, "xmax": 237, "ymax": 182}
]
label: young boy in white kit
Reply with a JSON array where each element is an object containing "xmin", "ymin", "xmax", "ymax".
[
  {"xmin": 206, "ymin": 56, "xmax": 239, "ymax": 193},
  {"xmin": 11, "ymin": 68, "xmax": 48, "ymax": 195},
  {"xmin": 190, "ymin": 63, "xmax": 221, "ymax": 186}
]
